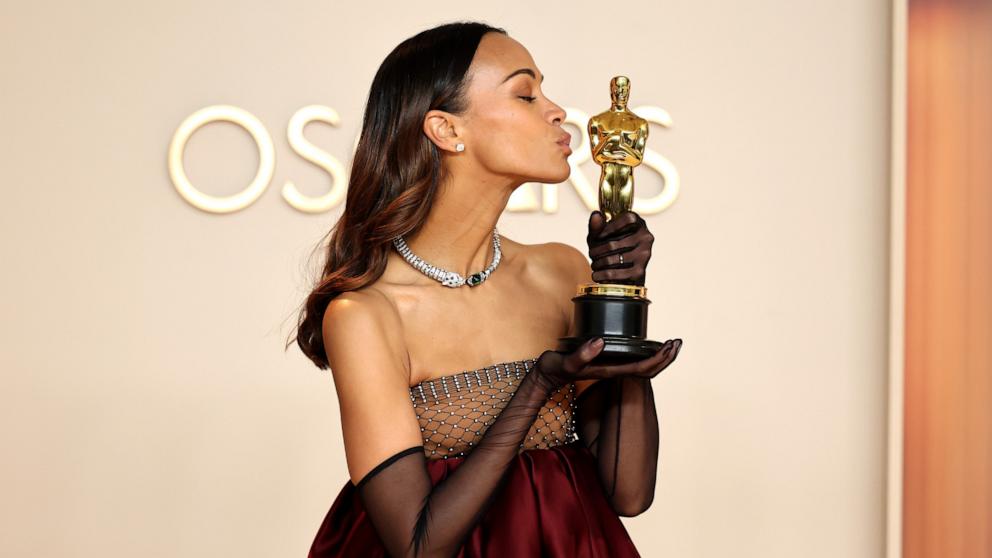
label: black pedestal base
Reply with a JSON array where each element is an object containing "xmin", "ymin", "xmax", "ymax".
[{"xmin": 556, "ymin": 291, "xmax": 664, "ymax": 364}]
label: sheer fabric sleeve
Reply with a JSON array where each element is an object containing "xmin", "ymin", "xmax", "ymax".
[
  {"xmin": 352, "ymin": 371, "xmax": 555, "ymax": 558},
  {"xmin": 574, "ymin": 375, "xmax": 660, "ymax": 517},
  {"xmin": 577, "ymin": 209, "xmax": 661, "ymax": 516}
]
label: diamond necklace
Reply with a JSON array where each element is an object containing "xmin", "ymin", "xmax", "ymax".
[{"xmin": 392, "ymin": 227, "xmax": 501, "ymax": 288}]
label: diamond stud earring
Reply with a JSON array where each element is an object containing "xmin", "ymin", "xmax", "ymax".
[{"xmin": 455, "ymin": 143, "xmax": 465, "ymax": 152}]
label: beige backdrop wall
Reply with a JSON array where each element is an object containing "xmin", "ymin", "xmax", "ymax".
[{"xmin": 0, "ymin": 1, "xmax": 891, "ymax": 556}]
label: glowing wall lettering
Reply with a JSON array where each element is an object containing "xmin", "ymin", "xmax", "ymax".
[
  {"xmin": 168, "ymin": 104, "xmax": 679, "ymax": 214},
  {"xmin": 282, "ymin": 105, "xmax": 350, "ymax": 214},
  {"xmin": 168, "ymin": 105, "xmax": 275, "ymax": 214}
]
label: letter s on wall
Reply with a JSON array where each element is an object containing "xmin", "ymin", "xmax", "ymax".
[{"xmin": 282, "ymin": 105, "xmax": 348, "ymax": 214}]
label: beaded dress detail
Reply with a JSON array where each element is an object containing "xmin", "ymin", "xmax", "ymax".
[{"xmin": 409, "ymin": 356, "xmax": 578, "ymax": 460}]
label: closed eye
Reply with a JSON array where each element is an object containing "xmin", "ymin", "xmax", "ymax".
[{"xmin": 518, "ymin": 96, "xmax": 537, "ymax": 103}]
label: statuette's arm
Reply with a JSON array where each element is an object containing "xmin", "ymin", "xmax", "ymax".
[
  {"xmin": 634, "ymin": 122, "xmax": 648, "ymax": 157},
  {"xmin": 589, "ymin": 122, "xmax": 603, "ymax": 158},
  {"xmin": 599, "ymin": 135, "xmax": 642, "ymax": 166}
]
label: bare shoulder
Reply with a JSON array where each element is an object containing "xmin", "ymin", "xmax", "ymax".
[
  {"xmin": 496, "ymin": 238, "xmax": 592, "ymax": 301},
  {"xmin": 321, "ymin": 287, "xmax": 422, "ymax": 485},
  {"xmin": 526, "ymin": 241, "xmax": 592, "ymax": 286},
  {"xmin": 321, "ymin": 287, "xmax": 409, "ymax": 381}
]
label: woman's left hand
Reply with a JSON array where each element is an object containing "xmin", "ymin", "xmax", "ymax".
[{"xmin": 586, "ymin": 210, "xmax": 654, "ymax": 286}]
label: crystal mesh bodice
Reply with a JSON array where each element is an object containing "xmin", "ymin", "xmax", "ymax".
[{"xmin": 408, "ymin": 356, "xmax": 578, "ymax": 460}]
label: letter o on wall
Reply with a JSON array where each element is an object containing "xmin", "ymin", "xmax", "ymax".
[{"xmin": 168, "ymin": 105, "xmax": 274, "ymax": 214}]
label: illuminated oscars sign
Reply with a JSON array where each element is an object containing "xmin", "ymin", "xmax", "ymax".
[{"xmin": 167, "ymin": 104, "xmax": 680, "ymax": 215}]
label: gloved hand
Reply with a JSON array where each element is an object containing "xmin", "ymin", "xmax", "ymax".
[
  {"xmin": 587, "ymin": 210, "xmax": 654, "ymax": 286},
  {"xmin": 532, "ymin": 337, "xmax": 682, "ymax": 393}
]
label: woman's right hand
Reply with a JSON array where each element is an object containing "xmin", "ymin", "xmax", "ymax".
[{"xmin": 532, "ymin": 337, "xmax": 683, "ymax": 392}]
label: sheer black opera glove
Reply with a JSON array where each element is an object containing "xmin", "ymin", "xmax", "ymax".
[
  {"xmin": 580, "ymin": 210, "xmax": 677, "ymax": 516},
  {"xmin": 536, "ymin": 337, "xmax": 684, "ymax": 517},
  {"xmin": 587, "ymin": 210, "xmax": 654, "ymax": 287},
  {"xmin": 354, "ymin": 337, "xmax": 606, "ymax": 558}
]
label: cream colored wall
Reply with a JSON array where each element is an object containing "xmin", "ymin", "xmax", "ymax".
[{"xmin": 0, "ymin": 1, "xmax": 891, "ymax": 556}]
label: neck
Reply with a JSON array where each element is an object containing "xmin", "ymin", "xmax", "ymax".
[{"xmin": 401, "ymin": 161, "xmax": 517, "ymax": 280}]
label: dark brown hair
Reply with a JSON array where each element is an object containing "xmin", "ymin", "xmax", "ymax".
[{"xmin": 287, "ymin": 21, "xmax": 507, "ymax": 370}]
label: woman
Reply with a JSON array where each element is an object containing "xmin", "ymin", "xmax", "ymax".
[{"xmin": 292, "ymin": 21, "xmax": 683, "ymax": 558}]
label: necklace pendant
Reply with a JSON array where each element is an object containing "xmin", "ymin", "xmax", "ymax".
[
  {"xmin": 467, "ymin": 272, "xmax": 483, "ymax": 287},
  {"xmin": 441, "ymin": 272, "xmax": 465, "ymax": 288}
]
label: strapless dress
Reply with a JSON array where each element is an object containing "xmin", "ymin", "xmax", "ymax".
[{"xmin": 307, "ymin": 355, "xmax": 641, "ymax": 557}]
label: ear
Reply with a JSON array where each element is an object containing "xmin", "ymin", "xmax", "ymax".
[{"xmin": 423, "ymin": 110, "xmax": 463, "ymax": 153}]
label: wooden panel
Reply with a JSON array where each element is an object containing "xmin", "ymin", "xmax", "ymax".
[{"xmin": 904, "ymin": 1, "xmax": 992, "ymax": 556}]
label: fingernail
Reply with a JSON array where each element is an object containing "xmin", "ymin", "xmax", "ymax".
[{"xmin": 592, "ymin": 337, "xmax": 605, "ymax": 347}]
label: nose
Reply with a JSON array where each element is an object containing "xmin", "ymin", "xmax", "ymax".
[{"xmin": 548, "ymin": 101, "xmax": 566, "ymax": 126}]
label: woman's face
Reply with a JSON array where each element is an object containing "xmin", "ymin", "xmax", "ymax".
[{"xmin": 449, "ymin": 33, "xmax": 572, "ymax": 185}]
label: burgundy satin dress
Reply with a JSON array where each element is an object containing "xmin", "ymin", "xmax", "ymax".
[
  {"xmin": 308, "ymin": 442, "xmax": 640, "ymax": 557},
  {"xmin": 307, "ymin": 357, "xmax": 642, "ymax": 557}
]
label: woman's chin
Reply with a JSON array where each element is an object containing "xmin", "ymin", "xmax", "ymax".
[
  {"xmin": 545, "ymin": 162, "xmax": 572, "ymax": 184},
  {"xmin": 522, "ymin": 161, "xmax": 571, "ymax": 185}
]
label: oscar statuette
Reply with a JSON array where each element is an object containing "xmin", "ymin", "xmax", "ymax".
[{"xmin": 556, "ymin": 76, "xmax": 665, "ymax": 363}]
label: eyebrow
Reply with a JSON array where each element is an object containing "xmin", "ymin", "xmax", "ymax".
[{"xmin": 501, "ymin": 68, "xmax": 544, "ymax": 85}]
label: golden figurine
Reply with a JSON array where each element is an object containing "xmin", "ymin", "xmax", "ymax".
[
  {"xmin": 557, "ymin": 75, "xmax": 663, "ymax": 362},
  {"xmin": 588, "ymin": 76, "xmax": 649, "ymax": 222}
]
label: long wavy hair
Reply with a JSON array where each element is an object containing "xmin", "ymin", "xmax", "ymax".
[{"xmin": 287, "ymin": 21, "xmax": 507, "ymax": 370}]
